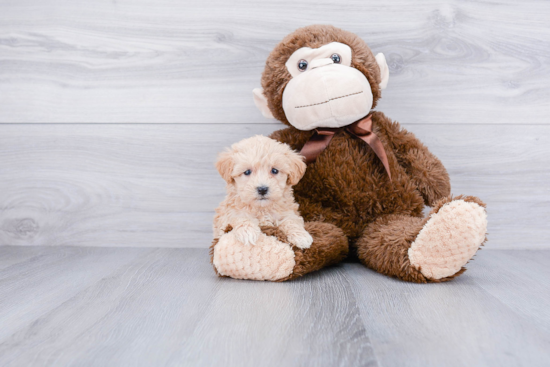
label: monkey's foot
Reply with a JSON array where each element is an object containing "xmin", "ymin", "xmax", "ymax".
[
  {"xmin": 212, "ymin": 233, "xmax": 295, "ymax": 281},
  {"xmin": 210, "ymin": 222, "xmax": 349, "ymax": 281},
  {"xmin": 408, "ymin": 196, "xmax": 487, "ymax": 280}
]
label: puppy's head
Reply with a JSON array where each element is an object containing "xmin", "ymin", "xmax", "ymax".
[{"xmin": 216, "ymin": 135, "xmax": 306, "ymax": 207}]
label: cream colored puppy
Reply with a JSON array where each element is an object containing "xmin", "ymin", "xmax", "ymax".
[{"xmin": 213, "ymin": 135, "xmax": 313, "ymax": 249}]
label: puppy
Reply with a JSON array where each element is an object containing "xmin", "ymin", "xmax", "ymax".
[{"xmin": 213, "ymin": 135, "xmax": 313, "ymax": 249}]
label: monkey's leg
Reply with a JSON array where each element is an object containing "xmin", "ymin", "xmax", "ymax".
[
  {"xmin": 355, "ymin": 195, "xmax": 487, "ymax": 283},
  {"xmin": 275, "ymin": 222, "xmax": 349, "ymax": 281},
  {"xmin": 210, "ymin": 222, "xmax": 348, "ymax": 282}
]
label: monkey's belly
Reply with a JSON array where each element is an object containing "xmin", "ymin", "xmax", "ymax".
[{"xmin": 294, "ymin": 154, "xmax": 424, "ymax": 239}]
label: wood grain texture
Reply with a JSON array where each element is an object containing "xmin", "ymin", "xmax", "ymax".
[
  {"xmin": 0, "ymin": 247, "xmax": 549, "ymax": 366},
  {"xmin": 467, "ymin": 250, "xmax": 550, "ymax": 334},
  {"xmin": 0, "ymin": 246, "xmax": 152, "ymax": 343},
  {"xmin": 0, "ymin": 0, "xmax": 548, "ymax": 249},
  {"xmin": 347, "ymin": 250, "xmax": 550, "ymax": 367},
  {"xmin": 1, "ymin": 123, "xmax": 548, "ymax": 249},
  {"xmin": 180, "ymin": 266, "xmax": 376, "ymax": 367},
  {"xmin": 0, "ymin": 0, "xmax": 548, "ymax": 123}
]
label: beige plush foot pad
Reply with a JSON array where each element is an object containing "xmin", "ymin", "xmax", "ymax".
[
  {"xmin": 213, "ymin": 233, "xmax": 295, "ymax": 281},
  {"xmin": 408, "ymin": 200, "xmax": 487, "ymax": 280}
]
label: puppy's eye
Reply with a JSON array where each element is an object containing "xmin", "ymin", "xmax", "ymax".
[
  {"xmin": 331, "ymin": 53, "xmax": 341, "ymax": 64},
  {"xmin": 244, "ymin": 170, "xmax": 251, "ymax": 176},
  {"xmin": 271, "ymin": 168, "xmax": 279, "ymax": 174},
  {"xmin": 298, "ymin": 59, "xmax": 308, "ymax": 71}
]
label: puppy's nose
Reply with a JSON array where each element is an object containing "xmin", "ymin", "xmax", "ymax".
[{"xmin": 257, "ymin": 186, "xmax": 269, "ymax": 196}]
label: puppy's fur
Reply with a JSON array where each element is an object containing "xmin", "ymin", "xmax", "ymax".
[{"xmin": 214, "ymin": 135, "xmax": 312, "ymax": 249}]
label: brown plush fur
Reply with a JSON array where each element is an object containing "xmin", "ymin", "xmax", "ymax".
[
  {"xmin": 270, "ymin": 110, "xmax": 459, "ymax": 282},
  {"xmin": 270, "ymin": 111, "xmax": 451, "ymax": 242},
  {"xmin": 209, "ymin": 223, "xmax": 349, "ymax": 281},
  {"xmin": 261, "ymin": 25, "xmax": 486, "ymax": 282},
  {"xmin": 274, "ymin": 222, "xmax": 349, "ymax": 281}
]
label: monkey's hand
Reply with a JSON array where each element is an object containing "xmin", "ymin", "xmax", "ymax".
[{"xmin": 232, "ymin": 223, "xmax": 262, "ymax": 246}]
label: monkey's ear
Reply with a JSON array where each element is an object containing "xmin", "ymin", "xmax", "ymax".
[
  {"xmin": 253, "ymin": 88, "xmax": 275, "ymax": 119},
  {"xmin": 215, "ymin": 150, "xmax": 235, "ymax": 184},
  {"xmin": 375, "ymin": 53, "xmax": 390, "ymax": 90}
]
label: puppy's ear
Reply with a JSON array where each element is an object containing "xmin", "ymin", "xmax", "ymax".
[
  {"xmin": 286, "ymin": 150, "xmax": 307, "ymax": 186},
  {"xmin": 215, "ymin": 150, "xmax": 235, "ymax": 183}
]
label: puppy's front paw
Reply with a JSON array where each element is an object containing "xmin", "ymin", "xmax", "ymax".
[
  {"xmin": 287, "ymin": 230, "xmax": 313, "ymax": 249},
  {"xmin": 232, "ymin": 225, "xmax": 262, "ymax": 246}
]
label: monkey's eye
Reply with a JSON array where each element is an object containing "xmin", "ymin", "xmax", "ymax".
[
  {"xmin": 298, "ymin": 59, "xmax": 308, "ymax": 71},
  {"xmin": 244, "ymin": 170, "xmax": 251, "ymax": 176},
  {"xmin": 271, "ymin": 168, "xmax": 279, "ymax": 174},
  {"xmin": 331, "ymin": 53, "xmax": 341, "ymax": 64}
]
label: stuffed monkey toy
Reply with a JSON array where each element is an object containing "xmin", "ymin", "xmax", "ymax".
[{"xmin": 211, "ymin": 25, "xmax": 487, "ymax": 283}]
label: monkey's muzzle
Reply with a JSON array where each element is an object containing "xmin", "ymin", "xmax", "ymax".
[{"xmin": 282, "ymin": 64, "xmax": 373, "ymax": 131}]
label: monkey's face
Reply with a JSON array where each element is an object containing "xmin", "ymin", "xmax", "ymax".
[
  {"xmin": 281, "ymin": 42, "xmax": 373, "ymax": 130},
  {"xmin": 253, "ymin": 25, "xmax": 389, "ymax": 131}
]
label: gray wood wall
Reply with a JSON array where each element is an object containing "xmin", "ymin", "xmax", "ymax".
[{"xmin": 1, "ymin": 0, "xmax": 549, "ymax": 249}]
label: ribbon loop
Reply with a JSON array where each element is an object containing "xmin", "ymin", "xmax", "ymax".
[
  {"xmin": 299, "ymin": 129, "xmax": 335, "ymax": 165},
  {"xmin": 299, "ymin": 114, "xmax": 392, "ymax": 180},
  {"xmin": 316, "ymin": 128, "xmax": 337, "ymax": 136}
]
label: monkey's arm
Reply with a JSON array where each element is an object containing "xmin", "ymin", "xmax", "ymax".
[{"xmin": 373, "ymin": 112, "xmax": 451, "ymax": 207}]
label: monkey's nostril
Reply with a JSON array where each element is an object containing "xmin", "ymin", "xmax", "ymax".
[{"xmin": 257, "ymin": 186, "xmax": 269, "ymax": 196}]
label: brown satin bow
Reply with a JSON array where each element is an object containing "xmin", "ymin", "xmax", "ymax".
[{"xmin": 299, "ymin": 113, "xmax": 392, "ymax": 180}]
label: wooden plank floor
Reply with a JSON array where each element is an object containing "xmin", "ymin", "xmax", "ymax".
[{"xmin": 0, "ymin": 247, "xmax": 548, "ymax": 367}]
